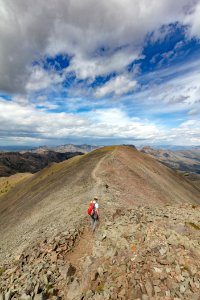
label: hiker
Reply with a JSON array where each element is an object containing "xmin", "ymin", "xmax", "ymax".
[{"xmin": 88, "ymin": 196, "xmax": 99, "ymax": 232}]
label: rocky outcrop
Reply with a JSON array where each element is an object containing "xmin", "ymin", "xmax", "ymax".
[
  {"xmin": 0, "ymin": 226, "xmax": 85, "ymax": 299},
  {"xmin": 1, "ymin": 204, "xmax": 200, "ymax": 299}
]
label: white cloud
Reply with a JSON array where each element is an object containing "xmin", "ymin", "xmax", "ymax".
[
  {"xmin": 0, "ymin": 98, "xmax": 199, "ymax": 145},
  {"xmin": 35, "ymin": 95, "xmax": 59, "ymax": 110},
  {"xmin": 0, "ymin": 0, "xmax": 198, "ymax": 93},
  {"xmin": 0, "ymin": 99, "xmax": 160, "ymax": 142},
  {"xmin": 67, "ymin": 50, "xmax": 139, "ymax": 80},
  {"xmin": 129, "ymin": 59, "xmax": 200, "ymax": 116},
  {"xmin": 165, "ymin": 120, "xmax": 200, "ymax": 145},
  {"xmin": 95, "ymin": 75, "xmax": 137, "ymax": 97},
  {"xmin": 185, "ymin": 2, "xmax": 200, "ymax": 39},
  {"xmin": 26, "ymin": 66, "xmax": 63, "ymax": 92},
  {"xmin": 0, "ymin": 98, "xmax": 89, "ymax": 139}
]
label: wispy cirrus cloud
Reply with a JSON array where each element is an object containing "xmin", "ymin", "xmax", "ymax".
[{"xmin": 132, "ymin": 58, "xmax": 200, "ymax": 112}]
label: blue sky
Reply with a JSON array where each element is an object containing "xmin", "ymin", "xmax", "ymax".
[{"xmin": 0, "ymin": 0, "xmax": 200, "ymax": 146}]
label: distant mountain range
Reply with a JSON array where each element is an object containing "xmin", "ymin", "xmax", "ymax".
[
  {"xmin": 0, "ymin": 143, "xmax": 200, "ymax": 177},
  {"xmin": 0, "ymin": 144, "xmax": 100, "ymax": 153},
  {"xmin": 141, "ymin": 146, "xmax": 200, "ymax": 174},
  {"xmin": 139, "ymin": 144, "xmax": 200, "ymax": 151},
  {"xmin": 28, "ymin": 144, "xmax": 100, "ymax": 154},
  {"xmin": 1, "ymin": 143, "xmax": 199, "ymax": 153}
]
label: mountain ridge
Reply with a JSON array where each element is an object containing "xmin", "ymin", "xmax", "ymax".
[
  {"xmin": 0, "ymin": 145, "xmax": 199, "ymax": 263},
  {"xmin": 0, "ymin": 145, "xmax": 200, "ymax": 299}
]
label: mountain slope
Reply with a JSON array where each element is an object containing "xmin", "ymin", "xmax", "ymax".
[
  {"xmin": 100, "ymin": 146, "xmax": 200, "ymax": 205},
  {"xmin": 0, "ymin": 151, "xmax": 83, "ymax": 177},
  {"xmin": 0, "ymin": 173, "xmax": 33, "ymax": 198},
  {"xmin": 141, "ymin": 146, "xmax": 200, "ymax": 174},
  {"xmin": 0, "ymin": 146, "xmax": 199, "ymax": 265}
]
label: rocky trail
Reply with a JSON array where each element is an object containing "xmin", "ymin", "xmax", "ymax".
[
  {"xmin": 1, "ymin": 204, "xmax": 200, "ymax": 300},
  {"xmin": 67, "ymin": 228, "xmax": 93, "ymax": 268}
]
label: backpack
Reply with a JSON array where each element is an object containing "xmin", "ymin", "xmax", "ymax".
[{"xmin": 88, "ymin": 202, "xmax": 95, "ymax": 216}]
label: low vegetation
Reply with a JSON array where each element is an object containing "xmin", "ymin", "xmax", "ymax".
[{"xmin": 0, "ymin": 173, "xmax": 32, "ymax": 198}]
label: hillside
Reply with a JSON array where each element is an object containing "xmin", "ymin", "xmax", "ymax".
[
  {"xmin": 183, "ymin": 173, "xmax": 200, "ymax": 189},
  {"xmin": 0, "ymin": 173, "xmax": 33, "ymax": 198},
  {"xmin": 141, "ymin": 146, "xmax": 200, "ymax": 174},
  {"xmin": 0, "ymin": 146, "xmax": 200, "ymax": 299},
  {"xmin": 0, "ymin": 151, "xmax": 83, "ymax": 177}
]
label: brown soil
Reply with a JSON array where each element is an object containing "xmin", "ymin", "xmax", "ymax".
[{"xmin": 67, "ymin": 227, "xmax": 93, "ymax": 268}]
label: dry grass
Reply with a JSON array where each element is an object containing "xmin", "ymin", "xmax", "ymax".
[
  {"xmin": 0, "ymin": 173, "xmax": 32, "ymax": 199},
  {"xmin": 187, "ymin": 222, "xmax": 200, "ymax": 230}
]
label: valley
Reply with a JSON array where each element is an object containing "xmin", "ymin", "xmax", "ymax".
[{"xmin": 0, "ymin": 151, "xmax": 83, "ymax": 177}]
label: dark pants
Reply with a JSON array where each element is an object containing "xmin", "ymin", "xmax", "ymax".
[{"xmin": 90, "ymin": 213, "xmax": 99, "ymax": 232}]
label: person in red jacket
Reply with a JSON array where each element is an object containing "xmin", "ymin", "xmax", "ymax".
[{"xmin": 88, "ymin": 196, "xmax": 99, "ymax": 232}]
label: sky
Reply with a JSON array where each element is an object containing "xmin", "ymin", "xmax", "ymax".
[{"xmin": 0, "ymin": 0, "xmax": 200, "ymax": 147}]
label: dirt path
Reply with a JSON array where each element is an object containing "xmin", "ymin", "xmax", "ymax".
[
  {"xmin": 67, "ymin": 227, "xmax": 93, "ymax": 269},
  {"xmin": 66, "ymin": 154, "xmax": 114, "ymax": 274},
  {"xmin": 66, "ymin": 150, "xmax": 110, "ymax": 269},
  {"xmin": 91, "ymin": 150, "xmax": 117, "ymax": 198},
  {"xmin": 91, "ymin": 155, "xmax": 106, "ymax": 188}
]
